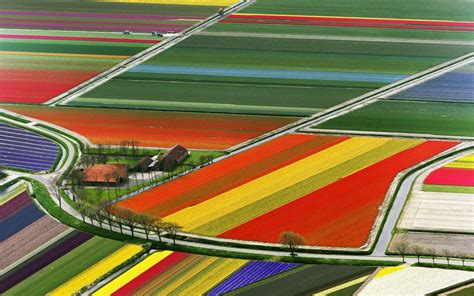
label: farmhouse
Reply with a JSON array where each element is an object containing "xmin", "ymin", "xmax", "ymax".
[
  {"xmin": 157, "ymin": 145, "xmax": 189, "ymax": 172},
  {"xmin": 82, "ymin": 163, "xmax": 128, "ymax": 185}
]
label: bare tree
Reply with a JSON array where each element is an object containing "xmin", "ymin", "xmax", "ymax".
[
  {"xmin": 162, "ymin": 222, "xmax": 182, "ymax": 244},
  {"xmin": 152, "ymin": 218, "xmax": 165, "ymax": 242},
  {"xmin": 426, "ymin": 248, "xmax": 436, "ymax": 264},
  {"xmin": 95, "ymin": 188, "xmax": 104, "ymax": 205},
  {"xmin": 136, "ymin": 214, "xmax": 155, "ymax": 240},
  {"xmin": 100, "ymin": 202, "xmax": 115, "ymax": 231},
  {"xmin": 87, "ymin": 205, "xmax": 105, "ymax": 228},
  {"xmin": 395, "ymin": 240, "xmax": 409, "ymax": 262},
  {"xmin": 109, "ymin": 206, "xmax": 124, "ymax": 234},
  {"xmin": 279, "ymin": 231, "xmax": 305, "ymax": 257},
  {"xmin": 411, "ymin": 245, "xmax": 424, "ymax": 263},
  {"xmin": 130, "ymin": 141, "xmax": 139, "ymax": 157},
  {"xmin": 78, "ymin": 202, "xmax": 96, "ymax": 225},
  {"xmin": 442, "ymin": 249, "xmax": 451, "ymax": 265},
  {"xmin": 113, "ymin": 172, "xmax": 121, "ymax": 197},
  {"xmin": 115, "ymin": 207, "xmax": 139, "ymax": 237},
  {"xmin": 49, "ymin": 176, "xmax": 62, "ymax": 208},
  {"xmin": 457, "ymin": 252, "xmax": 467, "ymax": 266},
  {"xmin": 76, "ymin": 201, "xmax": 88, "ymax": 222}
]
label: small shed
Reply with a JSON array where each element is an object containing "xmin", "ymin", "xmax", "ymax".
[
  {"xmin": 135, "ymin": 156, "xmax": 154, "ymax": 172},
  {"xmin": 157, "ymin": 145, "xmax": 189, "ymax": 172},
  {"xmin": 82, "ymin": 163, "xmax": 128, "ymax": 185}
]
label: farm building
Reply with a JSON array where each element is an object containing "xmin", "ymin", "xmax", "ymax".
[
  {"xmin": 82, "ymin": 163, "xmax": 128, "ymax": 185},
  {"xmin": 135, "ymin": 156, "xmax": 155, "ymax": 172},
  {"xmin": 157, "ymin": 145, "xmax": 189, "ymax": 172}
]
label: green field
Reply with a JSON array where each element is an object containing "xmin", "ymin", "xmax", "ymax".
[
  {"xmin": 315, "ymin": 100, "xmax": 474, "ymax": 137},
  {"xmin": 4, "ymin": 237, "xmax": 124, "ymax": 295},
  {"xmin": 70, "ymin": 78, "xmax": 367, "ymax": 116},
  {"xmin": 71, "ymin": 34, "xmax": 472, "ymax": 115},
  {"xmin": 1, "ymin": 38, "xmax": 152, "ymax": 57},
  {"xmin": 142, "ymin": 36, "xmax": 469, "ymax": 72},
  {"xmin": 423, "ymin": 184, "xmax": 474, "ymax": 194},
  {"xmin": 229, "ymin": 265, "xmax": 375, "ymax": 295},
  {"xmin": 240, "ymin": 0, "xmax": 474, "ymax": 20},
  {"xmin": 207, "ymin": 23, "xmax": 474, "ymax": 41}
]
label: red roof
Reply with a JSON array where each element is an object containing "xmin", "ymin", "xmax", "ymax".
[{"xmin": 83, "ymin": 163, "xmax": 128, "ymax": 183}]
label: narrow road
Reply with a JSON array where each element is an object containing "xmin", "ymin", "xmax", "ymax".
[
  {"xmin": 371, "ymin": 142, "xmax": 473, "ymax": 256},
  {"xmin": 39, "ymin": 172, "xmax": 474, "ymax": 267}
]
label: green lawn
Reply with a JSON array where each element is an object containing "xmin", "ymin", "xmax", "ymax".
[
  {"xmin": 315, "ymin": 100, "xmax": 474, "ymax": 137},
  {"xmin": 4, "ymin": 237, "xmax": 124, "ymax": 296},
  {"xmin": 448, "ymin": 285, "xmax": 474, "ymax": 296},
  {"xmin": 78, "ymin": 150, "xmax": 225, "ymax": 205}
]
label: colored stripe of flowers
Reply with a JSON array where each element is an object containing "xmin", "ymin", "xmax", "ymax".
[
  {"xmin": 111, "ymin": 252, "xmax": 189, "ymax": 296},
  {"xmin": 207, "ymin": 261, "xmax": 300, "ymax": 296},
  {"xmin": 117, "ymin": 134, "xmax": 346, "ymax": 216},
  {"xmin": 229, "ymin": 13, "xmax": 474, "ymax": 27},
  {"xmin": 424, "ymin": 167, "xmax": 474, "ymax": 187},
  {"xmin": 0, "ymin": 34, "xmax": 158, "ymax": 44},
  {"xmin": 0, "ymin": 191, "xmax": 30, "ymax": 222},
  {"xmin": 0, "ymin": 202, "xmax": 44, "ymax": 241},
  {"xmin": 0, "ymin": 10, "xmax": 205, "ymax": 20},
  {"xmin": 0, "ymin": 69, "xmax": 102, "ymax": 104},
  {"xmin": 96, "ymin": 0, "xmax": 239, "ymax": 6},
  {"xmin": 221, "ymin": 19, "xmax": 474, "ymax": 31},
  {"xmin": 164, "ymin": 137, "xmax": 405, "ymax": 233},
  {"xmin": 135, "ymin": 256, "xmax": 248, "ymax": 295},
  {"xmin": 2, "ymin": 106, "xmax": 299, "ymax": 149},
  {"xmin": 0, "ymin": 22, "xmax": 186, "ymax": 32},
  {"xmin": 92, "ymin": 251, "xmax": 172, "ymax": 296},
  {"xmin": 221, "ymin": 140, "xmax": 459, "ymax": 247},
  {"xmin": 0, "ymin": 51, "xmax": 128, "ymax": 59},
  {"xmin": 184, "ymin": 138, "xmax": 421, "ymax": 236},
  {"xmin": 49, "ymin": 244, "xmax": 143, "ymax": 296},
  {"xmin": 444, "ymin": 154, "xmax": 474, "ymax": 169},
  {"xmin": 0, "ymin": 231, "xmax": 92, "ymax": 293}
]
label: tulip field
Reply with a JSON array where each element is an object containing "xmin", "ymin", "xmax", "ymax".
[
  {"xmin": 315, "ymin": 62, "xmax": 474, "ymax": 137},
  {"xmin": 0, "ymin": 122, "xmax": 59, "ymax": 171},
  {"xmin": 0, "ymin": 0, "xmax": 227, "ymax": 33},
  {"xmin": 399, "ymin": 154, "xmax": 474, "ymax": 233},
  {"xmin": 2, "ymin": 105, "xmax": 299, "ymax": 150},
  {"xmin": 0, "ymin": 30, "xmax": 159, "ymax": 104},
  {"xmin": 93, "ymin": 250, "xmax": 373, "ymax": 295},
  {"xmin": 68, "ymin": 0, "xmax": 474, "ymax": 116},
  {"xmin": 0, "ymin": 187, "xmax": 141, "ymax": 295},
  {"xmin": 1, "ymin": 0, "xmax": 473, "ymax": 293},
  {"xmin": 117, "ymin": 134, "xmax": 458, "ymax": 247}
]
